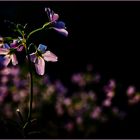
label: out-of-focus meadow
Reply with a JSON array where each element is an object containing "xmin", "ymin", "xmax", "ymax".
[{"xmin": 0, "ymin": 1, "xmax": 140, "ymax": 138}]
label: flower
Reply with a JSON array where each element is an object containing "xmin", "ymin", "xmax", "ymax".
[
  {"xmin": 0, "ymin": 43, "xmax": 18, "ymax": 66},
  {"xmin": 30, "ymin": 44, "xmax": 58, "ymax": 75},
  {"xmin": 45, "ymin": 7, "xmax": 68, "ymax": 36},
  {"xmin": 10, "ymin": 39, "xmax": 24, "ymax": 52}
]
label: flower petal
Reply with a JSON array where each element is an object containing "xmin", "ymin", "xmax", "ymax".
[
  {"xmin": 38, "ymin": 44, "xmax": 47, "ymax": 53},
  {"xmin": 3, "ymin": 55, "xmax": 11, "ymax": 66},
  {"xmin": 3, "ymin": 43, "xmax": 10, "ymax": 49},
  {"xmin": 11, "ymin": 54, "xmax": 18, "ymax": 66},
  {"xmin": 53, "ymin": 28, "xmax": 68, "ymax": 37},
  {"xmin": 35, "ymin": 57, "xmax": 45, "ymax": 75},
  {"xmin": 29, "ymin": 53, "xmax": 37, "ymax": 63},
  {"xmin": 45, "ymin": 8, "xmax": 59, "ymax": 22},
  {"xmin": 10, "ymin": 40, "xmax": 18, "ymax": 48},
  {"xmin": 52, "ymin": 13, "xmax": 59, "ymax": 21},
  {"xmin": 54, "ymin": 21, "xmax": 66, "ymax": 29},
  {"xmin": 42, "ymin": 51, "xmax": 58, "ymax": 62},
  {"xmin": 17, "ymin": 45, "xmax": 24, "ymax": 52},
  {"xmin": 0, "ymin": 48, "xmax": 9, "ymax": 55}
]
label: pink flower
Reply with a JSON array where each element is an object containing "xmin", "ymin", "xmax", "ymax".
[
  {"xmin": 30, "ymin": 44, "xmax": 58, "ymax": 75},
  {"xmin": 126, "ymin": 86, "xmax": 136, "ymax": 97},
  {"xmin": 0, "ymin": 44, "xmax": 18, "ymax": 66},
  {"xmin": 10, "ymin": 39, "xmax": 24, "ymax": 52},
  {"xmin": 45, "ymin": 8, "xmax": 68, "ymax": 37}
]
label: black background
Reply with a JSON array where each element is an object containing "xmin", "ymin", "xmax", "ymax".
[{"xmin": 0, "ymin": 1, "xmax": 140, "ymax": 138}]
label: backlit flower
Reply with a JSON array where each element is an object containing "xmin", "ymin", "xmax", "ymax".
[
  {"xmin": 45, "ymin": 7, "xmax": 68, "ymax": 36},
  {"xmin": 0, "ymin": 43, "xmax": 18, "ymax": 66},
  {"xmin": 30, "ymin": 44, "xmax": 58, "ymax": 75}
]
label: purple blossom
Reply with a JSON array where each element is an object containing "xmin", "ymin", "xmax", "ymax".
[
  {"xmin": 102, "ymin": 98, "xmax": 112, "ymax": 107},
  {"xmin": 0, "ymin": 43, "xmax": 18, "ymax": 66},
  {"xmin": 30, "ymin": 44, "xmax": 58, "ymax": 75},
  {"xmin": 10, "ymin": 39, "xmax": 24, "ymax": 52},
  {"xmin": 126, "ymin": 86, "xmax": 136, "ymax": 97},
  {"xmin": 90, "ymin": 106, "xmax": 102, "ymax": 119},
  {"xmin": 45, "ymin": 8, "xmax": 68, "ymax": 37}
]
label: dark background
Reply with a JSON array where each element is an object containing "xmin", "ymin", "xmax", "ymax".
[{"xmin": 0, "ymin": 1, "xmax": 140, "ymax": 138}]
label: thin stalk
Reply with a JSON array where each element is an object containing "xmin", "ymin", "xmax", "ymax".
[
  {"xmin": 27, "ymin": 22, "xmax": 51, "ymax": 40},
  {"xmin": 27, "ymin": 52, "xmax": 33, "ymax": 122}
]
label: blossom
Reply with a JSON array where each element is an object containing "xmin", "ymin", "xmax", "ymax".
[
  {"xmin": 30, "ymin": 44, "xmax": 58, "ymax": 75},
  {"xmin": 10, "ymin": 38, "xmax": 24, "ymax": 52},
  {"xmin": 45, "ymin": 7, "xmax": 68, "ymax": 36},
  {"xmin": 0, "ymin": 43, "xmax": 18, "ymax": 66}
]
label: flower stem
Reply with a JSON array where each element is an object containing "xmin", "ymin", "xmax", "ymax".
[
  {"xmin": 27, "ymin": 52, "xmax": 33, "ymax": 122},
  {"xmin": 27, "ymin": 22, "xmax": 51, "ymax": 40}
]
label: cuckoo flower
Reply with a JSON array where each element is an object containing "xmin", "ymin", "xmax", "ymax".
[
  {"xmin": 10, "ymin": 38, "xmax": 24, "ymax": 52},
  {"xmin": 0, "ymin": 43, "xmax": 18, "ymax": 66},
  {"xmin": 29, "ymin": 44, "xmax": 58, "ymax": 75},
  {"xmin": 45, "ymin": 8, "xmax": 68, "ymax": 37}
]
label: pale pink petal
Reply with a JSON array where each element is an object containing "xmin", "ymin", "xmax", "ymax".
[
  {"xmin": 42, "ymin": 51, "xmax": 58, "ymax": 62},
  {"xmin": 0, "ymin": 48, "xmax": 9, "ymax": 55},
  {"xmin": 53, "ymin": 28, "xmax": 68, "ymax": 37},
  {"xmin": 35, "ymin": 57, "xmax": 45, "ymax": 75},
  {"xmin": 29, "ymin": 53, "xmax": 37, "ymax": 63},
  {"xmin": 11, "ymin": 54, "xmax": 18, "ymax": 66},
  {"xmin": 52, "ymin": 14, "xmax": 59, "ymax": 21},
  {"xmin": 17, "ymin": 45, "xmax": 24, "ymax": 52},
  {"xmin": 3, "ymin": 55, "xmax": 11, "ymax": 66}
]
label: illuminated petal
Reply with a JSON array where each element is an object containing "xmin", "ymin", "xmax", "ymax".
[
  {"xmin": 53, "ymin": 28, "xmax": 68, "ymax": 36},
  {"xmin": 38, "ymin": 44, "xmax": 47, "ymax": 53},
  {"xmin": 0, "ymin": 48, "xmax": 9, "ymax": 55},
  {"xmin": 42, "ymin": 51, "xmax": 58, "ymax": 62},
  {"xmin": 3, "ymin": 55, "xmax": 11, "ymax": 66},
  {"xmin": 11, "ymin": 54, "xmax": 18, "ymax": 65},
  {"xmin": 30, "ymin": 53, "xmax": 37, "ymax": 63},
  {"xmin": 10, "ymin": 40, "xmax": 18, "ymax": 48},
  {"xmin": 17, "ymin": 45, "xmax": 24, "ymax": 52},
  {"xmin": 35, "ymin": 57, "xmax": 45, "ymax": 75},
  {"xmin": 3, "ymin": 43, "xmax": 10, "ymax": 49},
  {"xmin": 45, "ymin": 8, "xmax": 59, "ymax": 22},
  {"xmin": 52, "ymin": 13, "xmax": 59, "ymax": 21}
]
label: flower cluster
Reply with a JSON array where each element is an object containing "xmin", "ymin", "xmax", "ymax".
[
  {"xmin": 0, "ymin": 8, "xmax": 68, "ymax": 75},
  {"xmin": 0, "ymin": 64, "xmax": 139, "ymax": 138}
]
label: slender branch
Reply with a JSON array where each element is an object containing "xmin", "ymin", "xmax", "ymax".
[
  {"xmin": 27, "ymin": 22, "xmax": 51, "ymax": 40},
  {"xmin": 27, "ymin": 52, "xmax": 33, "ymax": 122}
]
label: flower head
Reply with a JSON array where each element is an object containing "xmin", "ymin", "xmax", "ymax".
[
  {"xmin": 30, "ymin": 44, "xmax": 58, "ymax": 75},
  {"xmin": 0, "ymin": 43, "xmax": 18, "ymax": 66},
  {"xmin": 10, "ymin": 38, "xmax": 24, "ymax": 52},
  {"xmin": 45, "ymin": 7, "xmax": 68, "ymax": 37}
]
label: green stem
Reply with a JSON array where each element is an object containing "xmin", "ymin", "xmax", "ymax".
[
  {"xmin": 27, "ymin": 22, "xmax": 51, "ymax": 40},
  {"xmin": 27, "ymin": 52, "xmax": 33, "ymax": 122}
]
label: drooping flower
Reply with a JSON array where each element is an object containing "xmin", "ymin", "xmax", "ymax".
[
  {"xmin": 0, "ymin": 43, "xmax": 18, "ymax": 66},
  {"xmin": 30, "ymin": 44, "xmax": 58, "ymax": 75},
  {"xmin": 45, "ymin": 7, "xmax": 68, "ymax": 37}
]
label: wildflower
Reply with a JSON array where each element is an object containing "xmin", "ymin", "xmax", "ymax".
[
  {"xmin": 102, "ymin": 98, "xmax": 112, "ymax": 107},
  {"xmin": 0, "ymin": 43, "xmax": 18, "ymax": 66},
  {"xmin": 10, "ymin": 39, "xmax": 24, "ymax": 52},
  {"xmin": 126, "ymin": 86, "xmax": 136, "ymax": 97},
  {"xmin": 30, "ymin": 44, "xmax": 58, "ymax": 75},
  {"xmin": 45, "ymin": 7, "xmax": 68, "ymax": 36}
]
